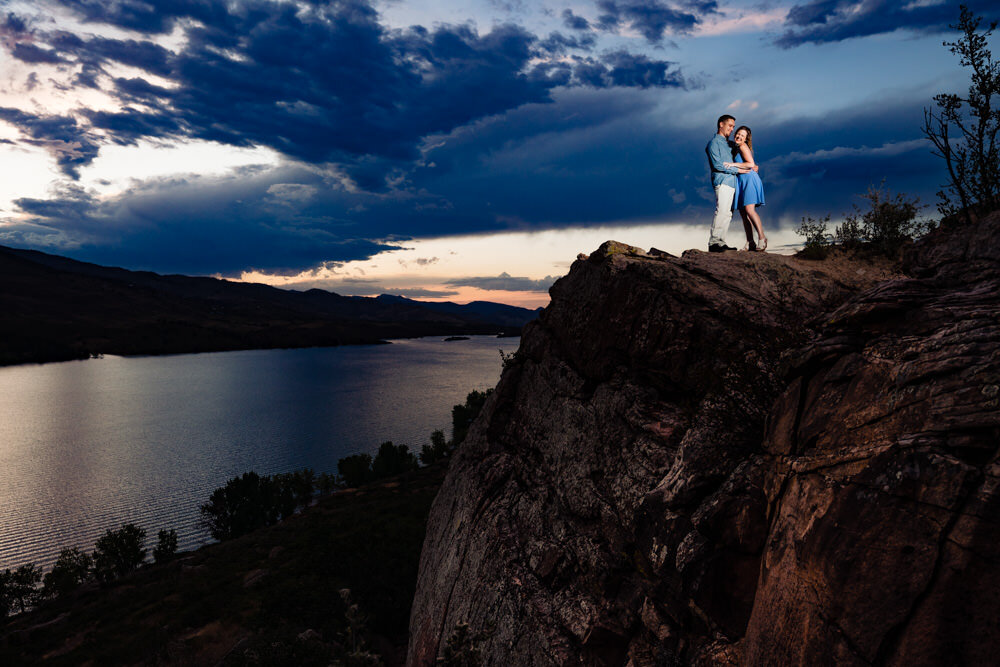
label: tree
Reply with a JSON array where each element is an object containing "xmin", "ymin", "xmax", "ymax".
[
  {"xmin": 420, "ymin": 429, "xmax": 451, "ymax": 465},
  {"xmin": 42, "ymin": 548, "xmax": 93, "ymax": 598},
  {"xmin": 923, "ymin": 5, "xmax": 1000, "ymax": 220},
  {"xmin": 338, "ymin": 453, "xmax": 374, "ymax": 488},
  {"xmin": 1, "ymin": 564, "xmax": 42, "ymax": 616},
  {"xmin": 317, "ymin": 471, "xmax": 339, "ymax": 495},
  {"xmin": 153, "ymin": 529, "xmax": 179, "ymax": 564},
  {"xmin": 274, "ymin": 468, "xmax": 315, "ymax": 513},
  {"xmin": 200, "ymin": 471, "xmax": 280, "ymax": 541},
  {"xmin": 93, "ymin": 524, "xmax": 147, "ymax": 583},
  {"xmin": 372, "ymin": 441, "xmax": 418, "ymax": 478},
  {"xmin": 451, "ymin": 389, "xmax": 493, "ymax": 446}
]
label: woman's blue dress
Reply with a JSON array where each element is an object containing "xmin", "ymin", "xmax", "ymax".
[{"xmin": 732, "ymin": 149, "xmax": 765, "ymax": 210}]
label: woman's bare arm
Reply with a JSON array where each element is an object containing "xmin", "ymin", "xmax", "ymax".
[{"xmin": 737, "ymin": 143, "xmax": 756, "ymax": 167}]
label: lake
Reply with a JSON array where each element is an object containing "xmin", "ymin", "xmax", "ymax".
[{"xmin": 0, "ymin": 335, "xmax": 518, "ymax": 571}]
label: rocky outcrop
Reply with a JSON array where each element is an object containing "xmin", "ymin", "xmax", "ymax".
[{"xmin": 407, "ymin": 216, "xmax": 1000, "ymax": 666}]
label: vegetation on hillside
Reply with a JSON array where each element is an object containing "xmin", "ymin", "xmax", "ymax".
[
  {"xmin": 0, "ymin": 385, "xmax": 496, "ymax": 664},
  {"xmin": 798, "ymin": 4, "xmax": 997, "ymax": 259},
  {"xmin": 923, "ymin": 4, "xmax": 1000, "ymax": 222}
]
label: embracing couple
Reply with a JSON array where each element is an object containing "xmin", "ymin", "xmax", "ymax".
[{"xmin": 706, "ymin": 114, "xmax": 767, "ymax": 252}]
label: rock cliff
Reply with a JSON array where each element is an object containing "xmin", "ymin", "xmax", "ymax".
[{"xmin": 408, "ymin": 214, "xmax": 1000, "ymax": 666}]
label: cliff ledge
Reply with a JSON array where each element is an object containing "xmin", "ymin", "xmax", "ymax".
[{"xmin": 408, "ymin": 213, "xmax": 1000, "ymax": 666}]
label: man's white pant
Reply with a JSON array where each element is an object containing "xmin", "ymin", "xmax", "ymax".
[{"xmin": 710, "ymin": 183, "xmax": 735, "ymax": 247}]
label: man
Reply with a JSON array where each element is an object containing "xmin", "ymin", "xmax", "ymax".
[{"xmin": 705, "ymin": 115, "xmax": 756, "ymax": 252}]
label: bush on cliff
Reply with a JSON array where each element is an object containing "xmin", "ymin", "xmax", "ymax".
[
  {"xmin": 0, "ymin": 564, "xmax": 43, "ymax": 618},
  {"xmin": 420, "ymin": 429, "xmax": 450, "ymax": 465},
  {"xmin": 797, "ymin": 183, "xmax": 931, "ymax": 258},
  {"xmin": 153, "ymin": 529, "xmax": 179, "ymax": 564},
  {"xmin": 372, "ymin": 441, "xmax": 419, "ymax": 478},
  {"xmin": 93, "ymin": 524, "xmax": 147, "ymax": 584},
  {"xmin": 338, "ymin": 453, "xmax": 375, "ymax": 488},
  {"xmin": 452, "ymin": 389, "xmax": 493, "ymax": 445},
  {"xmin": 41, "ymin": 548, "xmax": 93, "ymax": 598}
]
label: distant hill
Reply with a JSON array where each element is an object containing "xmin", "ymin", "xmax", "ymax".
[
  {"xmin": 0, "ymin": 245, "xmax": 540, "ymax": 366},
  {"xmin": 374, "ymin": 294, "xmax": 543, "ymax": 328}
]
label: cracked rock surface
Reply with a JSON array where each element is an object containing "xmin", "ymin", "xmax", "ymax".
[{"xmin": 407, "ymin": 214, "xmax": 1000, "ymax": 666}]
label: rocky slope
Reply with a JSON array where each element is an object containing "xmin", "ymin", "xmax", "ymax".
[{"xmin": 408, "ymin": 213, "xmax": 1000, "ymax": 665}]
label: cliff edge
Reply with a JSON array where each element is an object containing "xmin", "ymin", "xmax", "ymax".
[{"xmin": 408, "ymin": 213, "xmax": 1000, "ymax": 665}]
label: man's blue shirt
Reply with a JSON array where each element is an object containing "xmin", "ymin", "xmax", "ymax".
[{"xmin": 706, "ymin": 134, "xmax": 739, "ymax": 188}]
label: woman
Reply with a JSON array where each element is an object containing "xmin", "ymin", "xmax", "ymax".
[{"xmin": 725, "ymin": 126, "xmax": 767, "ymax": 251}]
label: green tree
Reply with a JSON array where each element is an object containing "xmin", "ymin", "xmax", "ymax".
[
  {"xmin": 923, "ymin": 5, "xmax": 1000, "ymax": 220},
  {"xmin": 451, "ymin": 389, "xmax": 493, "ymax": 446},
  {"xmin": 317, "ymin": 471, "xmax": 339, "ymax": 495},
  {"xmin": 420, "ymin": 429, "xmax": 451, "ymax": 465},
  {"xmin": 93, "ymin": 524, "xmax": 147, "ymax": 583},
  {"xmin": 153, "ymin": 529, "xmax": 179, "ymax": 564},
  {"xmin": 338, "ymin": 453, "xmax": 374, "ymax": 488},
  {"xmin": 1, "ymin": 564, "xmax": 42, "ymax": 616},
  {"xmin": 200, "ymin": 471, "xmax": 280, "ymax": 541},
  {"xmin": 274, "ymin": 468, "xmax": 315, "ymax": 512},
  {"xmin": 372, "ymin": 441, "xmax": 418, "ymax": 478},
  {"xmin": 42, "ymin": 548, "xmax": 92, "ymax": 598}
]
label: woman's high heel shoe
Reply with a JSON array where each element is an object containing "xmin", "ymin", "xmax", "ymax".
[{"xmin": 756, "ymin": 237, "xmax": 767, "ymax": 252}]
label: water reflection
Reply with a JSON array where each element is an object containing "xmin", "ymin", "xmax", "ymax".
[{"xmin": 0, "ymin": 336, "xmax": 517, "ymax": 570}]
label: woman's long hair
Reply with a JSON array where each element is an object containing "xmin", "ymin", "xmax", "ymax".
[{"xmin": 735, "ymin": 125, "xmax": 753, "ymax": 153}]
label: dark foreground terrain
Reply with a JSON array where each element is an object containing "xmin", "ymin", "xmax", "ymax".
[
  {"xmin": 0, "ymin": 244, "xmax": 537, "ymax": 366},
  {"xmin": 0, "ymin": 464, "xmax": 447, "ymax": 666}
]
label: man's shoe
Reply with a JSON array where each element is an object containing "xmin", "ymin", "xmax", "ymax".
[{"xmin": 709, "ymin": 244, "xmax": 736, "ymax": 253}]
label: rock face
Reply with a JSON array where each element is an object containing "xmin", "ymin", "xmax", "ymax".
[{"xmin": 407, "ymin": 216, "xmax": 1000, "ymax": 666}]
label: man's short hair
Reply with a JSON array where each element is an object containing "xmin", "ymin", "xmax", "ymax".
[{"xmin": 717, "ymin": 114, "xmax": 735, "ymax": 127}]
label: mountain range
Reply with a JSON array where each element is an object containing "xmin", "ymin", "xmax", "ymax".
[{"xmin": 0, "ymin": 244, "xmax": 540, "ymax": 366}]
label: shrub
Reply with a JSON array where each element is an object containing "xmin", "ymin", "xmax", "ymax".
[
  {"xmin": 420, "ymin": 430, "xmax": 451, "ymax": 465},
  {"xmin": 317, "ymin": 471, "xmax": 339, "ymax": 495},
  {"xmin": 452, "ymin": 389, "xmax": 493, "ymax": 446},
  {"xmin": 841, "ymin": 183, "xmax": 930, "ymax": 255},
  {"xmin": 93, "ymin": 524, "xmax": 147, "ymax": 583},
  {"xmin": 1, "ymin": 564, "xmax": 43, "ymax": 616},
  {"xmin": 42, "ymin": 548, "xmax": 93, "ymax": 598},
  {"xmin": 338, "ymin": 453, "xmax": 374, "ymax": 488},
  {"xmin": 795, "ymin": 214, "xmax": 832, "ymax": 259},
  {"xmin": 153, "ymin": 529, "xmax": 179, "ymax": 564},
  {"xmin": 200, "ymin": 472, "xmax": 280, "ymax": 541},
  {"xmin": 372, "ymin": 441, "xmax": 419, "ymax": 478}
]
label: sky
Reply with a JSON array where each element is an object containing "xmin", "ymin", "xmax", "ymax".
[{"xmin": 0, "ymin": 0, "xmax": 995, "ymax": 308}]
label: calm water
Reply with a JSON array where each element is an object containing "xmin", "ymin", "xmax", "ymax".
[{"xmin": 0, "ymin": 336, "xmax": 518, "ymax": 571}]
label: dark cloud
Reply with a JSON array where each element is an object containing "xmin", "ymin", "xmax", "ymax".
[
  {"xmin": 575, "ymin": 51, "xmax": 685, "ymax": 88},
  {"xmin": 10, "ymin": 42, "xmax": 68, "ymax": 63},
  {"xmin": 596, "ymin": 0, "xmax": 717, "ymax": 43},
  {"xmin": 539, "ymin": 30, "xmax": 597, "ymax": 54},
  {"xmin": 56, "ymin": 0, "xmax": 230, "ymax": 35},
  {"xmin": 0, "ymin": 0, "xmax": 685, "ymax": 192},
  {"xmin": 562, "ymin": 8, "xmax": 591, "ymax": 30},
  {"xmin": 0, "ymin": 108, "xmax": 100, "ymax": 178},
  {"xmin": 2, "ymin": 12, "xmax": 28, "ymax": 34},
  {"xmin": 445, "ymin": 272, "xmax": 557, "ymax": 292},
  {"xmin": 777, "ymin": 0, "xmax": 999, "ymax": 47},
  {"xmin": 5, "ymin": 167, "xmax": 403, "ymax": 274}
]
